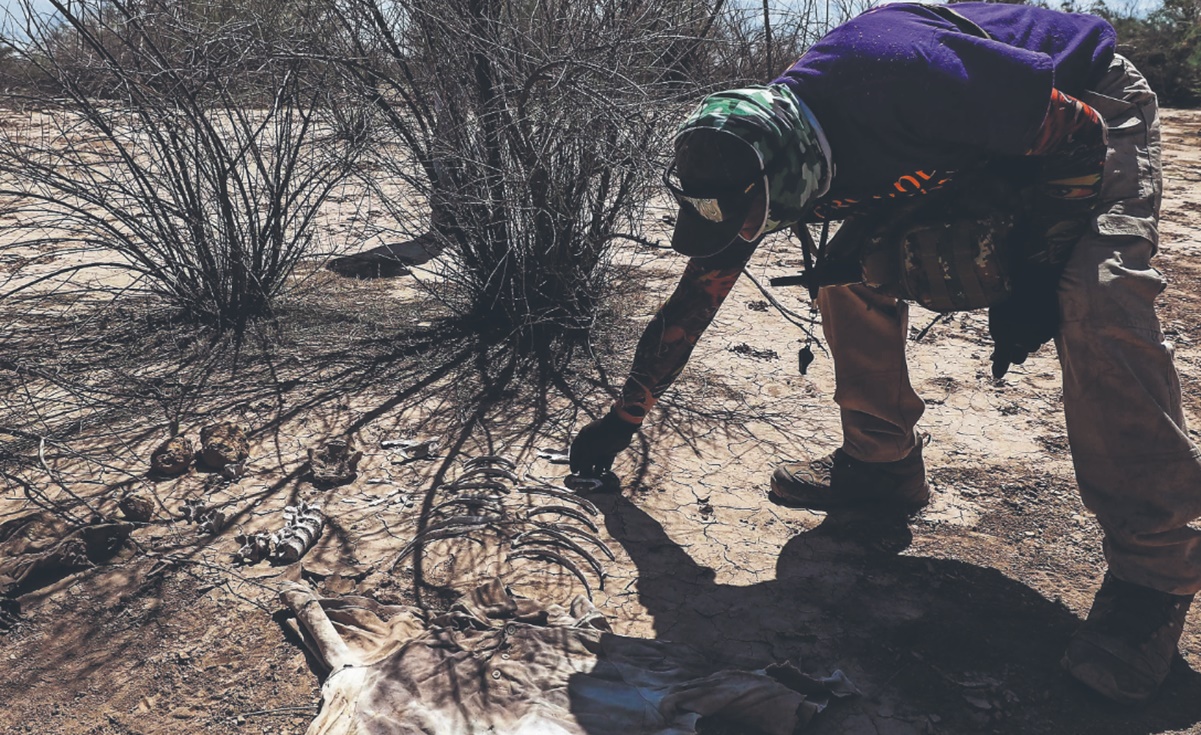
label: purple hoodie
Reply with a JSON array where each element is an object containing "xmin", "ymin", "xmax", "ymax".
[{"xmin": 774, "ymin": 2, "xmax": 1116, "ymax": 220}]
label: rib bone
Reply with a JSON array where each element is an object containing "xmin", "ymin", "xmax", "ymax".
[
  {"xmin": 506, "ymin": 548, "xmax": 600, "ymax": 596},
  {"xmin": 512, "ymin": 530, "xmax": 606, "ymax": 580},
  {"xmin": 516, "ymin": 485, "xmax": 600, "ymax": 515},
  {"xmin": 531, "ymin": 522, "xmax": 616, "ymax": 561},
  {"xmin": 526, "ymin": 505, "xmax": 598, "ymax": 532},
  {"xmin": 463, "ymin": 455, "xmax": 517, "ymax": 470}
]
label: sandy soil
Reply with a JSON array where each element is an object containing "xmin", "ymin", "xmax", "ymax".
[{"xmin": 1, "ymin": 109, "xmax": 1200, "ymax": 735}]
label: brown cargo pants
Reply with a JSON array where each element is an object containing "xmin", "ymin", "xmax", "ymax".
[{"xmin": 816, "ymin": 55, "xmax": 1201, "ymax": 595}]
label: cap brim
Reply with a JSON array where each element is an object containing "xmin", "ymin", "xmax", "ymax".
[{"xmin": 670, "ymin": 186, "xmax": 764, "ymax": 258}]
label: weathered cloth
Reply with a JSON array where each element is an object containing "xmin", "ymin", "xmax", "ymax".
[
  {"xmin": 281, "ymin": 578, "xmax": 857, "ymax": 735},
  {"xmin": 0, "ymin": 512, "xmax": 132, "ymax": 597},
  {"xmin": 0, "ymin": 511, "xmax": 132, "ymax": 631},
  {"xmin": 820, "ymin": 54, "xmax": 1201, "ymax": 596}
]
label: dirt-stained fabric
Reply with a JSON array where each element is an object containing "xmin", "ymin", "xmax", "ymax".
[
  {"xmin": 0, "ymin": 512, "xmax": 133, "ymax": 631},
  {"xmin": 0, "ymin": 512, "xmax": 132, "ymax": 597},
  {"xmin": 280, "ymin": 578, "xmax": 857, "ymax": 735}
]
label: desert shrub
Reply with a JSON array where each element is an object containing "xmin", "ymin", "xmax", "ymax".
[
  {"xmin": 697, "ymin": 0, "xmax": 876, "ymax": 84},
  {"xmin": 1100, "ymin": 0, "xmax": 1201, "ymax": 107},
  {"xmin": 318, "ymin": 0, "xmax": 878, "ymax": 355},
  {"xmin": 320, "ymin": 0, "xmax": 743, "ymax": 353},
  {"xmin": 1045, "ymin": 0, "xmax": 1200, "ymax": 107},
  {"xmin": 2, "ymin": 0, "xmax": 334, "ymax": 97},
  {"xmin": 0, "ymin": 0, "xmax": 358, "ymax": 332},
  {"xmin": 0, "ymin": 0, "xmax": 861, "ymax": 349}
]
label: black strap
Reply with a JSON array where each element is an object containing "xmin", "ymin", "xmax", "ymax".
[
  {"xmin": 773, "ymin": 222, "xmax": 834, "ymax": 298},
  {"xmin": 798, "ymin": 225, "xmax": 818, "ymax": 300}
]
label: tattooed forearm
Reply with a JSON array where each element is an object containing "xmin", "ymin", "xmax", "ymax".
[{"xmin": 613, "ymin": 251, "xmax": 753, "ymax": 423}]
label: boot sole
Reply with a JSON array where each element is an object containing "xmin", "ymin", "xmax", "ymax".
[
  {"xmin": 768, "ymin": 477, "xmax": 930, "ymax": 513},
  {"xmin": 1061, "ymin": 637, "xmax": 1163, "ymax": 705}
]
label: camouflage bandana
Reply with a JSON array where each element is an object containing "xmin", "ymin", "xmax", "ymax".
[{"xmin": 674, "ymin": 84, "xmax": 830, "ymax": 238}]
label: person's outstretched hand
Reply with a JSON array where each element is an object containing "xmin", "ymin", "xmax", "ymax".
[{"xmin": 569, "ymin": 412, "xmax": 639, "ymax": 476}]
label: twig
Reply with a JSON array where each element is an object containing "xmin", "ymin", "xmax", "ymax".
[
  {"xmin": 913, "ymin": 313, "xmax": 950, "ymax": 342},
  {"xmin": 605, "ymin": 232, "xmax": 667, "ymax": 249},
  {"xmin": 37, "ymin": 437, "xmax": 102, "ymax": 524},
  {"xmin": 231, "ymin": 706, "xmax": 318, "ymax": 719},
  {"xmin": 740, "ymin": 269, "xmax": 827, "ymax": 353}
]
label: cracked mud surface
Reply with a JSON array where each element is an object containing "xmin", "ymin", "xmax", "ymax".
[{"xmin": 2, "ymin": 109, "xmax": 1201, "ymax": 735}]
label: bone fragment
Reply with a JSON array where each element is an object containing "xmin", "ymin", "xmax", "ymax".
[
  {"xmin": 271, "ymin": 501, "xmax": 324, "ymax": 564},
  {"xmin": 382, "ymin": 438, "xmax": 439, "ymax": 460},
  {"xmin": 526, "ymin": 505, "xmax": 599, "ymax": 532},
  {"xmin": 199, "ymin": 422, "xmax": 250, "ymax": 471},
  {"xmin": 455, "ymin": 466, "xmax": 519, "ymax": 484},
  {"xmin": 506, "ymin": 548, "xmax": 598, "ymax": 596},
  {"xmin": 180, "ymin": 499, "xmax": 225, "ymax": 534},
  {"xmin": 516, "ymin": 485, "xmax": 600, "ymax": 516},
  {"xmin": 463, "ymin": 455, "xmax": 517, "ymax": 470},
  {"xmin": 118, "ymin": 493, "xmax": 155, "ymax": 522},
  {"xmin": 150, "ymin": 436, "xmax": 194, "ymax": 477},
  {"xmin": 279, "ymin": 583, "xmax": 358, "ymax": 671},
  {"xmin": 512, "ymin": 530, "xmax": 607, "ymax": 579},
  {"xmin": 234, "ymin": 532, "xmax": 273, "ymax": 564}
]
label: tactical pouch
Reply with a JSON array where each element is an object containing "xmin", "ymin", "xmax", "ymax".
[{"xmin": 835, "ymin": 175, "xmax": 1023, "ymax": 313}]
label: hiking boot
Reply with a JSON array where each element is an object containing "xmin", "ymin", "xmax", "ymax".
[
  {"xmin": 769, "ymin": 444, "xmax": 930, "ymax": 511},
  {"xmin": 1061, "ymin": 573, "xmax": 1194, "ymax": 704}
]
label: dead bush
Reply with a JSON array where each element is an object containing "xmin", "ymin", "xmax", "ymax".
[
  {"xmin": 320, "ymin": 0, "xmax": 734, "ymax": 353},
  {"xmin": 0, "ymin": 0, "xmax": 358, "ymax": 332}
]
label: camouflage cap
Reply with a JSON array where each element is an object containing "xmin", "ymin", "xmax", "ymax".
[{"xmin": 669, "ymin": 84, "xmax": 830, "ymax": 256}]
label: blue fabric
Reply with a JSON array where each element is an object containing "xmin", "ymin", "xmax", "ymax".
[{"xmin": 774, "ymin": 2, "xmax": 1116, "ymax": 220}]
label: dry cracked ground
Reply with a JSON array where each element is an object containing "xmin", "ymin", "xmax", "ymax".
[{"xmin": 1, "ymin": 109, "xmax": 1201, "ymax": 735}]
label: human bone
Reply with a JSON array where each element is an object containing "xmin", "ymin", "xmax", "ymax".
[
  {"xmin": 149, "ymin": 436, "xmax": 193, "ymax": 477},
  {"xmin": 381, "ymin": 438, "xmax": 439, "ymax": 460},
  {"xmin": 199, "ymin": 422, "xmax": 249, "ymax": 474},
  {"xmin": 279, "ymin": 579, "xmax": 859, "ymax": 734},
  {"xmin": 270, "ymin": 501, "xmax": 324, "ymax": 564},
  {"xmin": 234, "ymin": 532, "xmax": 273, "ymax": 565},
  {"xmin": 308, "ymin": 438, "xmax": 364, "ymax": 486},
  {"xmin": 179, "ymin": 499, "xmax": 225, "ymax": 535},
  {"xmin": 118, "ymin": 493, "xmax": 155, "ymax": 522}
]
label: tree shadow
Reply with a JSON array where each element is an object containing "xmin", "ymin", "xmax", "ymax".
[
  {"xmin": 592, "ymin": 488, "xmax": 1201, "ymax": 735},
  {"xmin": 0, "ymin": 274, "xmax": 675, "ymax": 673},
  {"xmin": 0, "ymin": 271, "xmax": 852, "ymax": 713}
]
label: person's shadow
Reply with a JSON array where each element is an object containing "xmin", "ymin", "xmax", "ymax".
[{"xmin": 590, "ymin": 488, "xmax": 1201, "ymax": 735}]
